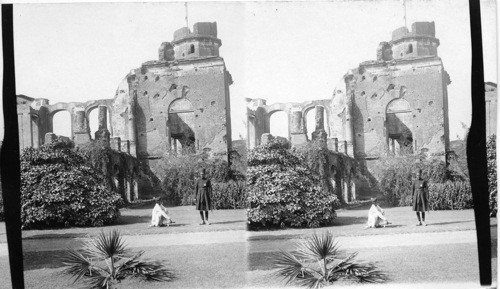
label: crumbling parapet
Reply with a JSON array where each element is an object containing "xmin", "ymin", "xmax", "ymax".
[
  {"xmin": 95, "ymin": 105, "xmax": 111, "ymax": 146},
  {"xmin": 315, "ymin": 106, "xmax": 325, "ymax": 131}
]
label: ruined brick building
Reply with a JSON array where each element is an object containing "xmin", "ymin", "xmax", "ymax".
[
  {"xmin": 16, "ymin": 22, "xmax": 233, "ymax": 201},
  {"xmin": 247, "ymin": 22, "xmax": 451, "ymax": 200}
]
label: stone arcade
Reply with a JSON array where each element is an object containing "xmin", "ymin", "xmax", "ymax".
[
  {"xmin": 247, "ymin": 22, "xmax": 451, "ymax": 199},
  {"xmin": 16, "ymin": 22, "xmax": 233, "ymax": 202}
]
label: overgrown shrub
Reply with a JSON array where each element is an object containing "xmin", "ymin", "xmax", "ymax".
[
  {"xmin": 487, "ymin": 135, "xmax": 497, "ymax": 216},
  {"xmin": 20, "ymin": 141, "xmax": 123, "ymax": 229},
  {"xmin": 375, "ymin": 154, "xmax": 466, "ymax": 208},
  {"xmin": 247, "ymin": 139, "xmax": 339, "ymax": 229},
  {"xmin": 157, "ymin": 152, "xmax": 245, "ymax": 208},
  {"xmin": 294, "ymin": 140, "xmax": 362, "ymax": 203},
  {"xmin": 212, "ymin": 180, "xmax": 247, "ymax": 209},
  {"xmin": 428, "ymin": 181, "xmax": 473, "ymax": 210}
]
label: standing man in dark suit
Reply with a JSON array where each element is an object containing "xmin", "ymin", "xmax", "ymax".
[
  {"xmin": 412, "ymin": 169, "xmax": 429, "ymax": 226},
  {"xmin": 195, "ymin": 168, "xmax": 212, "ymax": 225}
]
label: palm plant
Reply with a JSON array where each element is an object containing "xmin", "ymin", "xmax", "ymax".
[
  {"xmin": 60, "ymin": 229, "xmax": 174, "ymax": 289},
  {"xmin": 273, "ymin": 231, "xmax": 386, "ymax": 288}
]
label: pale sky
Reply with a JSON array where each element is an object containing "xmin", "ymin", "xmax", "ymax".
[{"xmin": 3, "ymin": 0, "xmax": 498, "ymax": 142}]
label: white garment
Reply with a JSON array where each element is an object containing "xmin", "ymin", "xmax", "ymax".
[
  {"xmin": 150, "ymin": 203, "xmax": 171, "ymax": 227},
  {"xmin": 366, "ymin": 204, "xmax": 388, "ymax": 228}
]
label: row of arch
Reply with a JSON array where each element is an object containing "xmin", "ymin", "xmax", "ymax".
[
  {"xmin": 268, "ymin": 106, "xmax": 329, "ymax": 140},
  {"xmin": 51, "ymin": 106, "xmax": 112, "ymax": 139}
]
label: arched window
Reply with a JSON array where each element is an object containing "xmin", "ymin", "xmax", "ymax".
[
  {"xmin": 406, "ymin": 44, "xmax": 413, "ymax": 54},
  {"xmin": 386, "ymin": 98, "xmax": 413, "ymax": 155},
  {"xmin": 189, "ymin": 44, "xmax": 195, "ymax": 54},
  {"xmin": 168, "ymin": 98, "xmax": 195, "ymax": 153},
  {"xmin": 269, "ymin": 111, "xmax": 288, "ymax": 138},
  {"xmin": 52, "ymin": 110, "xmax": 72, "ymax": 137}
]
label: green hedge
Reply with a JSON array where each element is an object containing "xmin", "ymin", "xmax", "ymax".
[
  {"xmin": 156, "ymin": 152, "xmax": 245, "ymax": 208},
  {"xmin": 212, "ymin": 181, "xmax": 247, "ymax": 209},
  {"xmin": 20, "ymin": 141, "xmax": 123, "ymax": 229},
  {"xmin": 487, "ymin": 135, "xmax": 497, "ymax": 216},
  {"xmin": 428, "ymin": 181, "xmax": 473, "ymax": 210},
  {"xmin": 247, "ymin": 139, "xmax": 339, "ymax": 229},
  {"xmin": 375, "ymin": 154, "xmax": 469, "ymax": 210}
]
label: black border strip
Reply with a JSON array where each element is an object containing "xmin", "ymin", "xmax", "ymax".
[
  {"xmin": 467, "ymin": 0, "xmax": 492, "ymax": 286},
  {"xmin": 1, "ymin": 4, "xmax": 25, "ymax": 289}
]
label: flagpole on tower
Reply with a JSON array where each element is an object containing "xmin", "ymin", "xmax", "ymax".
[
  {"xmin": 403, "ymin": 0, "xmax": 407, "ymax": 29},
  {"xmin": 185, "ymin": 2, "xmax": 189, "ymax": 28}
]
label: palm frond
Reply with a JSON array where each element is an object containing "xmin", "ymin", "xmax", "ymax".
[
  {"xmin": 117, "ymin": 251, "xmax": 175, "ymax": 282},
  {"xmin": 296, "ymin": 275, "xmax": 325, "ymax": 289},
  {"xmin": 271, "ymin": 232, "xmax": 387, "ymax": 288},
  {"xmin": 85, "ymin": 274, "xmax": 115, "ymax": 289},
  {"xmin": 59, "ymin": 249, "xmax": 96, "ymax": 283},
  {"xmin": 60, "ymin": 230, "xmax": 174, "ymax": 287},
  {"xmin": 297, "ymin": 231, "xmax": 339, "ymax": 262},
  {"xmin": 272, "ymin": 250, "xmax": 313, "ymax": 286},
  {"xmin": 85, "ymin": 230, "xmax": 128, "ymax": 260},
  {"xmin": 328, "ymin": 252, "xmax": 387, "ymax": 283}
]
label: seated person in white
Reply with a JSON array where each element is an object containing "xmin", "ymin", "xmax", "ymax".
[
  {"xmin": 149, "ymin": 198, "xmax": 173, "ymax": 227},
  {"xmin": 366, "ymin": 198, "xmax": 390, "ymax": 228}
]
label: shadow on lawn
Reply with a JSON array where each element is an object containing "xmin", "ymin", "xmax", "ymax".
[
  {"xmin": 115, "ymin": 215, "xmax": 151, "ymax": 225},
  {"xmin": 213, "ymin": 220, "xmax": 245, "ymax": 225},
  {"xmin": 24, "ymin": 233, "xmax": 89, "ymax": 240},
  {"xmin": 428, "ymin": 220, "xmax": 475, "ymax": 226},
  {"xmin": 24, "ymin": 251, "xmax": 65, "ymax": 271},
  {"xmin": 334, "ymin": 216, "xmax": 368, "ymax": 226}
]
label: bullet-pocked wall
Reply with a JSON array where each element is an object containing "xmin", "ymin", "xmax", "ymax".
[
  {"xmin": 16, "ymin": 22, "xmax": 233, "ymax": 201},
  {"xmin": 247, "ymin": 21, "xmax": 452, "ymax": 200}
]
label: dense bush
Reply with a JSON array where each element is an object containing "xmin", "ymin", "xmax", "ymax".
[
  {"xmin": 375, "ymin": 154, "xmax": 466, "ymax": 208},
  {"xmin": 487, "ymin": 135, "xmax": 497, "ymax": 216},
  {"xmin": 212, "ymin": 180, "xmax": 247, "ymax": 209},
  {"xmin": 156, "ymin": 152, "xmax": 245, "ymax": 208},
  {"xmin": 428, "ymin": 181, "xmax": 473, "ymax": 210},
  {"xmin": 20, "ymin": 141, "xmax": 122, "ymax": 229},
  {"xmin": 247, "ymin": 139, "xmax": 339, "ymax": 229},
  {"xmin": 294, "ymin": 140, "xmax": 362, "ymax": 203}
]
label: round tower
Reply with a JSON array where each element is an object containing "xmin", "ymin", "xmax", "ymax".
[
  {"xmin": 172, "ymin": 22, "xmax": 221, "ymax": 60},
  {"xmin": 390, "ymin": 22, "xmax": 440, "ymax": 60}
]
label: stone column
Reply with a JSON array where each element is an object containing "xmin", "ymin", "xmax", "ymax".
[
  {"xmin": 133, "ymin": 175, "xmax": 139, "ymax": 200},
  {"xmin": 350, "ymin": 178, "xmax": 356, "ymax": 201},
  {"xmin": 176, "ymin": 139, "xmax": 182, "ymax": 154},
  {"xmin": 342, "ymin": 178, "xmax": 349, "ymax": 203},
  {"xmin": 125, "ymin": 176, "xmax": 132, "ymax": 202},
  {"xmin": 98, "ymin": 106, "xmax": 107, "ymax": 130},
  {"xmin": 31, "ymin": 115, "xmax": 40, "ymax": 148},
  {"xmin": 127, "ymin": 92, "xmax": 137, "ymax": 157},
  {"xmin": 73, "ymin": 109, "xmax": 90, "ymax": 145},
  {"xmin": 166, "ymin": 123, "xmax": 172, "ymax": 152},
  {"xmin": 344, "ymin": 74, "xmax": 355, "ymax": 156},
  {"xmin": 290, "ymin": 109, "xmax": 307, "ymax": 147},
  {"xmin": 315, "ymin": 106, "xmax": 325, "ymax": 131},
  {"xmin": 95, "ymin": 106, "xmax": 111, "ymax": 146},
  {"xmin": 343, "ymin": 178, "xmax": 349, "ymax": 203}
]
